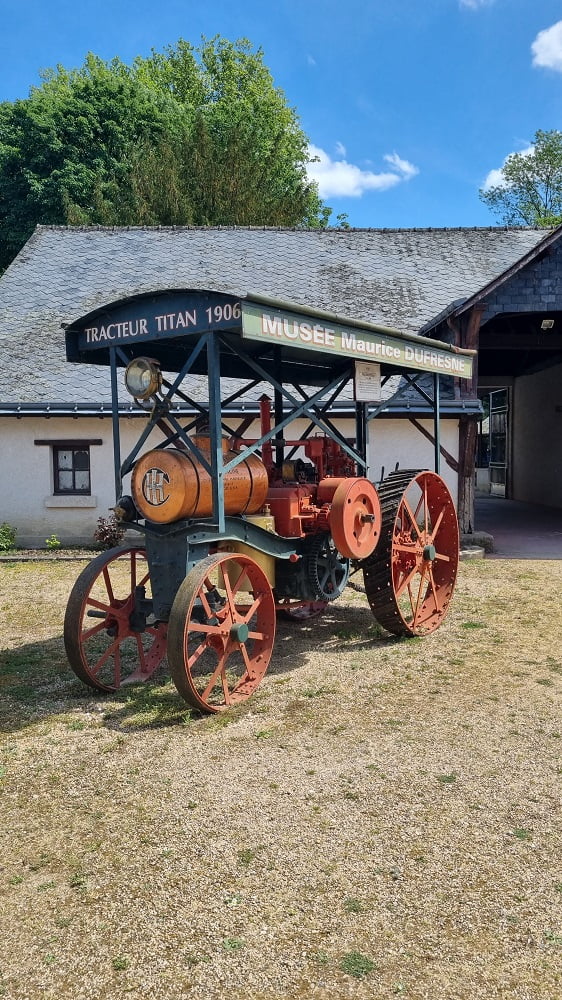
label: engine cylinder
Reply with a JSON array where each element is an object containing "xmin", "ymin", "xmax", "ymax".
[{"xmin": 131, "ymin": 436, "xmax": 269, "ymax": 524}]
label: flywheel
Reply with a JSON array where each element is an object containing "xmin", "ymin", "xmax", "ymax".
[{"xmin": 362, "ymin": 470, "xmax": 459, "ymax": 636}]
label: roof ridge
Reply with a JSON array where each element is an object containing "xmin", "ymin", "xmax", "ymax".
[{"xmin": 34, "ymin": 224, "xmax": 552, "ymax": 235}]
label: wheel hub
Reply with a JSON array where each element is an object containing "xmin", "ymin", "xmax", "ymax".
[{"xmin": 230, "ymin": 622, "xmax": 249, "ymax": 643}]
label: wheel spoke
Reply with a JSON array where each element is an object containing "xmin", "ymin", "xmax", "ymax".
[
  {"xmin": 400, "ymin": 497, "xmax": 419, "ymax": 534},
  {"xmin": 240, "ymin": 641, "xmax": 254, "ymax": 678},
  {"xmin": 430, "ymin": 508, "xmax": 445, "ymax": 541},
  {"xmin": 202, "ymin": 658, "xmax": 228, "ymax": 702},
  {"xmin": 426, "ymin": 564, "xmax": 439, "ymax": 611},
  {"xmin": 90, "ymin": 636, "xmax": 121, "ymax": 678},
  {"xmin": 135, "ymin": 634, "xmax": 148, "ymax": 674},
  {"xmin": 411, "ymin": 563, "xmax": 428, "ymax": 627},
  {"xmin": 102, "ymin": 566, "xmax": 115, "ymax": 604},
  {"xmin": 394, "ymin": 561, "xmax": 422, "ymax": 598},
  {"xmin": 221, "ymin": 666, "xmax": 231, "ymax": 705},
  {"xmin": 237, "ymin": 594, "xmax": 260, "ymax": 623},
  {"xmin": 81, "ymin": 619, "xmax": 112, "ymax": 642},
  {"xmin": 187, "ymin": 637, "xmax": 210, "ymax": 670}
]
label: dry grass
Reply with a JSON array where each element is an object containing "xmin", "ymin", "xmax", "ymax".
[{"xmin": 0, "ymin": 557, "xmax": 561, "ymax": 999}]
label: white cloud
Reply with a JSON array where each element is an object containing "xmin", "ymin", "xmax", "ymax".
[
  {"xmin": 384, "ymin": 152, "xmax": 419, "ymax": 180},
  {"xmin": 335, "ymin": 141, "xmax": 347, "ymax": 157},
  {"xmin": 459, "ymin": 0, "xmax": 494, "ymax": 8},
  {"xmin": 531, "ymin": 21, "xmax": 562, "ymax": 72},
  {"xmin": 482, "ymin": 145, "xmax": 534, "ymax": 190},
  {"xmin": 307, "ymin": 53, "xmax": 317, "ymax": 67},
  {"xmin": 307, "ymin": 145, "xmax": 419, "ymax": 198}
]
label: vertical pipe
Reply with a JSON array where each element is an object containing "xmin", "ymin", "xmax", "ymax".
[
  {"xmin": 109, "ymin": 347, "xmax": 122, "ymax": 503},
  {"xmin": 433, "ymin": 372, "xmax": 441, "ymax": 474},
  {"xmin": 355, "ymin": 401, "xmax": 367, "ymax": 471},
  {"xmin": 274, "ymin": 360, "xmax": 284, "ymax": 470},
  {"xmin": 207, "ymin": 331, "xmax": 225, "ymax": 533}
]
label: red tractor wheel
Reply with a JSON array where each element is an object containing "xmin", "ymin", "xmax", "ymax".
[
  {"xmin": 167, "ymin": 552, "xmax": 276, "ymax": 713},
  {"xmin": 363, "ymin": 470, "xmax": 459, "ymax": 636},
  {"xmin": 64, "ymin": 546, "xmax": 168, "ymax": 691}
]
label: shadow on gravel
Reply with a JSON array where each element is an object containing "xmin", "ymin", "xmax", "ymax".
[{"xmin": 0, "ymin": 601, "xmax": 392, "ymax": 736}]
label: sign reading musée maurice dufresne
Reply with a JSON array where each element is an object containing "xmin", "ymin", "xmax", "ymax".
[{"xmin": 241, "ymin": 301, "xmax": 473, "ymax": 380}]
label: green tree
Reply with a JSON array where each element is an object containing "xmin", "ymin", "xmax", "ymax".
[
  {"xmin": 0, "ymin": 37, "xmax": 329, "ymax": 272},
  {"xmin": 479, "ymin": 130, "xmax": 562, "ymax": 227}
]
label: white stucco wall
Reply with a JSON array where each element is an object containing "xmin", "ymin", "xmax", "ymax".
[
  {"xmin": 0, "ymin": 414, "xmax": 459, "ymax": 547},
  {"xmin": 367, "ymin": 418, "xmax": 459, "ymax": 502},
  {"xmin": 0, "ymin": 415, "xmax": 161, "ymax": 547},
  {"xmin": 512, "ymin": 364, "xmax": 562, "ymax": 507}
]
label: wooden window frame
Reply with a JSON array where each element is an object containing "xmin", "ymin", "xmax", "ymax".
[{"xmin": 52, "ymin": 444, "xmax": 92, "ymax": 496}]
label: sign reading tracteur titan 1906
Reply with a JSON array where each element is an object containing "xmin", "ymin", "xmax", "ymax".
[
  {"xmin": 241, "ymin": 301, "xmax": 473, "ymax": 380},
  {"xmin": 72, "ymin": 292, "xmax": 243, "ymax": 353}
]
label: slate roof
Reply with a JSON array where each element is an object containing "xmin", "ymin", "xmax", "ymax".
[{"xmin": 0, "ymin": 224, "xmax": 550, "ymax": 408}]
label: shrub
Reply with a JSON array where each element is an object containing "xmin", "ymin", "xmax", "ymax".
[
  {"xmin": 0, "ymin": 522, "xmax": 17, "ymax": 551},
  {"xmin": 94, "ymin": 514, "xmax": 125, "ymax": 549},
  {"xmin": 45, "ymin": 533, "xmax": 61, "ymax": 550}
]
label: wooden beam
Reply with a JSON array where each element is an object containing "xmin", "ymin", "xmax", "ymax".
[{"xmin": 408, "ymin": 418, "xmax": 459, "ymax": 472}]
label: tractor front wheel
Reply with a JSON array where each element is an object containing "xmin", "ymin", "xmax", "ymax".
[{"xmin": 167, "ymin": 552, "xmax": 276, "ymax": 713}]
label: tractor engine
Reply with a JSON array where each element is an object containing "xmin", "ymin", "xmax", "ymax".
[{"xmin": 128, "ymin": 400, "xmax": 381, "ymax": 606}]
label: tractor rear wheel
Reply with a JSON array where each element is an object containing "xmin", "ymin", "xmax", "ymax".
[
  {"xmin": 167, "ymin": 552, "xmax": 276, "ymax": 712},
  {"xmin": 363, "ymin": 470, "xmax": 459, "ymax": 636}
]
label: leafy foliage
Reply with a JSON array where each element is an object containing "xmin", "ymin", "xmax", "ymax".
[
  {"xmin": 93, "ymin": 514, "xmax": 125, "ymax": 550},
  {"xmin": 0, "ymin": 37, "xmax": 330, "ymax": 271},
  {"xmin": 480, "ymin": 130, "xmax": 562, "ymax": 227},
  {"xmin": 0, "ymin": 522, "xmax": 17, "ymax": 551}
]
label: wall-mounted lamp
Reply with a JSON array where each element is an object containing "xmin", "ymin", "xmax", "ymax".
[{"xmin": 541, "ymin": 318, "xmax": 555, "ymax": 330}]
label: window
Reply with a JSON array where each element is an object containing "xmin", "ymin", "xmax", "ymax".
[{"xmin": 53, "ymin": 445, "xmax": 91, "ymax": 495}]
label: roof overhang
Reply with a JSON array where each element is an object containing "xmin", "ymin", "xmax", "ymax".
[{"xmin": 64, "ymin": 288, "xmax": 475, "ymax": 383}]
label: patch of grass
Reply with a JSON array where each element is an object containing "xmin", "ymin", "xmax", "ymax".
[
  {"xmin": 312, "ymin": 950, "xmax": 329, "ymax": 965},
  {"xmin": 461, "ymin": 621, "xmax": 487, "ymax": 630},
  {"xmin": 237, "ymin": 847, "xmax": 257, "ymax": 867},
  {"xmin": 222, "ymin": 938, "xmax": 244, "ymax": 951},
  {"xmin": 301, "ymin": 685, "xmax": 336, "ymax": 698},
  {"xmin": 112, "ymin": 955, "xmax": 129, "ymax": 971},
  {"xmin": 339, "ymin": 951, "xmax": 376, "ymax": 979},
  {"xmin": 437, "ymin": 772, "xmax": 457, "ymax": 785},
  {"xmin": 343, "ymin": 897, "xmax": 364, "ymax": 913},
  {"xmin": 511, "ymin": 827, "xmax": 532, "ymax": 841}
]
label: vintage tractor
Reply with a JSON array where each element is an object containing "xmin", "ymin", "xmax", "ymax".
[{"xmin": 63, "ymin": 289, "xmax": 473, "ymax": 712}]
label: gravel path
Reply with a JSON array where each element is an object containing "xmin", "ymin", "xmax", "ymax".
[{"xmin": 0, "ymin": 558, "xmax": 561, "ymax": 999}]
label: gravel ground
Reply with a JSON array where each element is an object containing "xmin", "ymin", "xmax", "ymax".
[{"xmin": 0, "ymin": 558, "xmax": 561, "ymax": 999}]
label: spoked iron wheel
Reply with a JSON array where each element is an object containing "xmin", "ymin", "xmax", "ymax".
[
  {"xmin": 64, "ymin": 546, "xmax": 168, "ymax": 691},
  {"xmin": 167, "ymin": 552, "xmax": 276, "ymax": 712},
  {"xmin": 363, "ymin": 470, "xmax": 459, "ymax": 636}
]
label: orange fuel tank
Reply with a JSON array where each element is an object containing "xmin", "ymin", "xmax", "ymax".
[{"xmin": 131, "ymin": 436, "xmax": 269, "ymax": 524}]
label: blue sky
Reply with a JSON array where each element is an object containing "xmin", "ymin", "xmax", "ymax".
[{"xmin": 1, "ymin": 0, "xmax": 561, "ymax": 229}]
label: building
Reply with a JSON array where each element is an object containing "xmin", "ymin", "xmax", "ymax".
[{"xmin": 1, "ymin": 224, "xmax": 561, "ymax": 545}]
